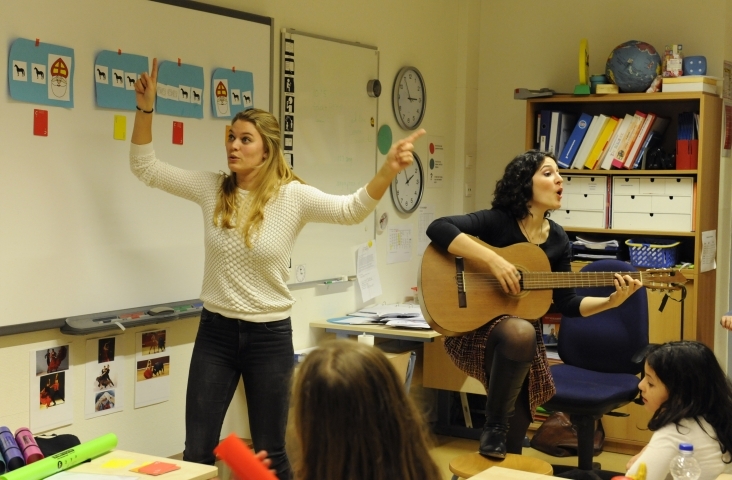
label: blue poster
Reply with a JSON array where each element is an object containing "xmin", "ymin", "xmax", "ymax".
[
  {"xmin": 8, "ymin": 38, "xmax": 75, "ymax": 108},
  {"xmin": 210, "ymin": 68, "xmax": 254, "ymax": 119},
  {"xmin": 94, "ymin": 50, "xmax": 149, "ymax": 111},
  {"xmin": 156, "ymin": 61, "xmax": 204, "ymax": 119}
]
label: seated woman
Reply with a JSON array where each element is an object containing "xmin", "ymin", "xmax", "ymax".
[
  {"xmin": 626, "ymin": 341, "xmax": 732, "ymax": 480},
  {"xmin": 291, "ymin": 340, "xmax": 442, "ymax": 480}
]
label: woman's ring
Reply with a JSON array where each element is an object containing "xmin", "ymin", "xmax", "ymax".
[
  {"xmin": 515, "ymin": 271, "xmax": 521, "ymax": 277},
  {"xmin": 622, "ymin": 286, "xmax": 629, "ymax": 291}
]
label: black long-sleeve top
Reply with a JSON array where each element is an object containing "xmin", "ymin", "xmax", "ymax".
[{"xmin": 426, "ymin": 208, "xmax": 583, "ymax": 318}]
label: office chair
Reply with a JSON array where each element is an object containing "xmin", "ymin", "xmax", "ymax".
[{"xmin": 539, "ymin": 259, "xmax": 649, "ymax": 477}]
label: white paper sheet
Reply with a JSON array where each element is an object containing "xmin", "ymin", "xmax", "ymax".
[
  {"xmin": 418, "ymin": 204, "xmax": 435, "ymax": 256},
  {"xmin": 700, "ymin": 230, "xmax": 717, "ymax": 272},
  {"xmin": 30, "ymin": 342, "xmax": 73, "ymax": 432},
  {"xmin": 387, "ymin": 225, "xmax": 413, "ymax": 264},
  {"xmin": 134, "ymin": 329, "xmax": 170, "ymax": 408},
  {"xmin": 85, "ymin": 336, "xmax": 124, "ymax": 419},
  {"xmin": 356, "ymin": 240, "xmax": 382, "ymax": 302}
]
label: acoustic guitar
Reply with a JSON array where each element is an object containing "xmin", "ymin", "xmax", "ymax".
[{"xmin": 418, "ymin": 239, "xmax": 687, "ymax": 336}]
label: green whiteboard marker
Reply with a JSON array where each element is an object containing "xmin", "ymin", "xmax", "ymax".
[{"xmin": 0, "ymin": 433, "xmax": 117, "ymax": 480}]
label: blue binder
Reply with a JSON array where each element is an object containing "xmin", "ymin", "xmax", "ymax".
[{"xmin": 557, "ymin": 113, "xmax": 593, "ymax": 168}]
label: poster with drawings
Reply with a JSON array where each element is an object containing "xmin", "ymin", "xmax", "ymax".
[
  {"xmin": 30, "ymin": 343, "xmax": 73, "ymax": 432},
  {"xmin": 85, "ymin": 336, "xmax": 124, "ymax": 418},
  {"xmin": 135, "ymin": 329, "xmax": 170, "ymax": 408},
  {"xmin": 9, "ymin": 38, "xmax": 75, "ymax": 107}
]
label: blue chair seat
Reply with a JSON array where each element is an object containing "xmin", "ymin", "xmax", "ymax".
[{"xmin": 544, "ymin": 364, "xmax": 640, "ymax": 416}]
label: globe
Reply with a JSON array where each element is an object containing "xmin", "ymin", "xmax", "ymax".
[{"xmin": 605, "ymin": 40, "xmax": 661, "ymax": 93}]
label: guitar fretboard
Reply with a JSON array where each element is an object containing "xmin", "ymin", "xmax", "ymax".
[{"xmin": 521, "ymin": 271, "xmax": 642, "ymax": 290}]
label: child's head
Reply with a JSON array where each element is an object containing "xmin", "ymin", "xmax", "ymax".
[
  {"xmin": 643, "ymin": 341, "xmax": 732, "ymax": 431},
  {"xmin": 292, "ymin": 340, "xmax": 441, "ymax": 480}
]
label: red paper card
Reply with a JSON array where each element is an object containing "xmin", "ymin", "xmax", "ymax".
[
  {"xmin": 172, "ymin": 121, "xmax": 183, "ymax": 145},
  {"xmin": 34, "ymin": 109, "xmax": 48, "ymax": 136},
  {"xmin": 134, "ymin": 461, "xmax": 181, "ymax": 475}
]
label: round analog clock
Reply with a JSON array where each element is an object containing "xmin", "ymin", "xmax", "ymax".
[
  {"xmin": 390, "ymin": 152, "xmax": 424, "ymax": 214},
  {"xmin": 392, "ymin": 66, "xmax": 426, "ymax": 130}
]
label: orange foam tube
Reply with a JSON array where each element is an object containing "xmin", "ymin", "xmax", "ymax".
[{"xmin": 214, "ymin": 434, "xmax": 278, "ymax": 480}]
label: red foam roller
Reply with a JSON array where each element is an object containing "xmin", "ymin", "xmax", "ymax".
[{"xmin": 214, "ymin": 434, "xmax": 277, "ymax": 480}]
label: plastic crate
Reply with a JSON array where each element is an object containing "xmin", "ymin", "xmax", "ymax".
[{"xmin": 625, "ymin": 239, "xmax": 680, "ymax": 268}]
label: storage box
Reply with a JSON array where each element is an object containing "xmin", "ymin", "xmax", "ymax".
[
  {"xmin": 676, "ymin": 139, "xmax": 698, "ymax": 169},
  {"xmin": 625, "ymin": 239, "xmax": 680, "ymax": 268},
  {"xmin": 661, "ymin": 75, "xmax": 717, "ymax": 94}
]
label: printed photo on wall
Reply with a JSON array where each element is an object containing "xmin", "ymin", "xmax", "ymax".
[
  {"xmin": 136, "ymin": 356, "xmax": 170, "ymax": 381},
  {"xmin": 34, "ymin": 345, "xmax": 69, "ymax": 375},
  {"xmin": 135, "ymin": 329, "xmax": 170, "ymax": 408},
  {"xmin": 85, "ymin": 335, "xmax": 124, "ymax": 419},
  {"xmin": 140, "ymin": 330, "xmax": 166, "ymax": 356},
  {"xmin": 94, "ymin": 390, "xmax": 116, "ymax": 412},
  {"xmin": 30, "ymin": 343, "xmax": 73, "ymax": 432}
]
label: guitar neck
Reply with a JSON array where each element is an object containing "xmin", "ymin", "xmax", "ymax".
[{"xmin": 522, "ymin": 271, "xmax": 642, "ymax": 290}]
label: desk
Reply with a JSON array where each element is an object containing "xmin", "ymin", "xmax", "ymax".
[
  {"xmin": 309, "ymin": 320, "xmax": 440, "ymax": 342},
  {"xmin": 69, "ymin": 450, "xmax": 218, "ymax": 480},
  {"xmin": 472, "ymin": 466, "xmax": 558, "ymax": 480}
]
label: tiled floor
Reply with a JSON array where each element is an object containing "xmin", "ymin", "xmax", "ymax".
[{"xmin": 429, "ymin": 435, "xmax": 632, "ymax": 480}]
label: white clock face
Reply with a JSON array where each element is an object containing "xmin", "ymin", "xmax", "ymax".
[
  {"xmin": 393, "ymin": 67, "xmax": 426, "ymax": 130},
  {"xmin": 390, "ymin": 153, "xmax": 424, "ymax": 214}
]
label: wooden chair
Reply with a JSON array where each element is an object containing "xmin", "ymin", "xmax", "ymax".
[{"xmin": 449, "ymin": 452, "xmax": 553, "ymax": 480}]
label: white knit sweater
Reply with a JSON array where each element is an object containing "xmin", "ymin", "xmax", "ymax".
[{"xmin": 130, "ymin": 142, "xmax": 378, "ymax": 322}]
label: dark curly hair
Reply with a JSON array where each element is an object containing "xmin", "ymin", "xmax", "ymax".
[
  {"xmin": 646, "ymin": 341, "xmax": 732, "ymax": 462},
  {"xmin": 491, "ymin": 150, "xmax": 556, "ymax": 219}
]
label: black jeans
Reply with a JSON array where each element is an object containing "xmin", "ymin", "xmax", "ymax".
[{"xmin": 183, "ymin": 309, "xmax": 294, "ymax": 480}]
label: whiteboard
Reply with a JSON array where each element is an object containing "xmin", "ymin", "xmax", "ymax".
[
  {"xmin": 280, "ymin": 30, "xmax": 379, "ymax": 285},
  {"xmin": 0, "ymin": 0, "xmax": 272, "ymax": 332}
]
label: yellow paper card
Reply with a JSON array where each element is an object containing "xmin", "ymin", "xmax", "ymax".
[
  {"xmin": 113, "ymin": 115, "xmax": 126, "ymax": 140},
  {"xmin": 102, "ymin": 458, "xmax": 135, "ymax": 468}
]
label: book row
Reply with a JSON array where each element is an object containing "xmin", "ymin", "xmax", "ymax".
[{"xmin": 536, "ymin": 109, "xmax": 676, "ymax": 170}]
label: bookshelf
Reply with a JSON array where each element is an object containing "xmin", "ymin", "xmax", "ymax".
[{"xmin": 525, "ymin": 92, "xmax": 722, "ymax": 452}]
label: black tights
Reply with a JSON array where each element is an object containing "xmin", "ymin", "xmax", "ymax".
[{"xmin": 484, "ymin": 317, "xmax": 536, "ymax": 454}]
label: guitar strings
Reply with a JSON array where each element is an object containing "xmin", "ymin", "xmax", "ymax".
[{"xmin": 458, "ymin": 272, "xmax": 644, "ymax": 289}]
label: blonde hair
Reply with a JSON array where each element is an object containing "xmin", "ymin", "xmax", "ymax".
[
  {"xmin": 292, "ymin": 340, "xmax": 442, "ymax": 480},
  {"xmin": 213, "ymin": 109, "xmax": 304, "ymax": 247}
]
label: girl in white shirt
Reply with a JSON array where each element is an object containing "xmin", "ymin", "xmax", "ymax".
[{"xmin": 626, "ymin": 341, "xmax": 732, "ymax": 480}]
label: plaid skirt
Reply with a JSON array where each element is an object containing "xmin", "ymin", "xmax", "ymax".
[{"xmin": 443, "ymin": 315, "xmax": 555, "ymax": 420}]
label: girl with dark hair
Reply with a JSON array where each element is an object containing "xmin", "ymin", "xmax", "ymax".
[
  {"xmin": 626, "ymin": 341, "xmax": 732, "ymax": 480},
  {"xmin": 426, "ymin": 151, "xmax": 642, "ymax": 459},
  {"xmin": 291, "ymin": 340, "xmax": 442, "ymax": 480},
  {"xmin": 130, "ymin": 59, "xmax": 424, "ymax": 480}
]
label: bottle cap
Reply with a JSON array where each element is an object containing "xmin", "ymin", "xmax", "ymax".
[{"xmin": 679, "ymin": 443, "xmax": 694, "ymax": 452}]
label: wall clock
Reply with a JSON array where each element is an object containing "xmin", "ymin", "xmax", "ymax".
[
  {"xmin": 390, "ymin": 152, "xmax": 424, "ymax": 214},
  {"xmin": 392, "ymin": 66, "xmax": 426, "ymax": 130}
]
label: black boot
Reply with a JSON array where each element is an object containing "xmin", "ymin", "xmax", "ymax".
[{"xmin": 479, "ymin": 353, "xmax": 532, "ymax": 459}]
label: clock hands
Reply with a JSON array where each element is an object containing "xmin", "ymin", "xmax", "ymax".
[
  {"xmin": 403, "ymin": 78, "xmax": 418, "ymax": 102},
  {"xmin": 406, "ymin": 173, "xmax": 415, "ymax": 185}
]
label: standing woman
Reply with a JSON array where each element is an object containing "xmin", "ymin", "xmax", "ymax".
[
  {"xmin": 426, "ymin": 150, "xmax": 642, "ymax": 459},
  {"xmin": 131, "ymin": 59, "xmax": 424, "ymax": 480}
]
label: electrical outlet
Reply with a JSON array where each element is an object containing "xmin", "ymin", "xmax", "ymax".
[{"xmin": 464, "ymin": 183, "xmax": 473, "ymax": 197}]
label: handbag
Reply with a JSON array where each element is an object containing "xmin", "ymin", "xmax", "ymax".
[{"xmin": 529, "ymin": 412, "xmax": 604, "ymax": 457}]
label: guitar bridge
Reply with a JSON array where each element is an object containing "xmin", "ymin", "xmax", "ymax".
[{"xmin": 456, "ymin": 257, "xmax": 467, "ymax": 308}]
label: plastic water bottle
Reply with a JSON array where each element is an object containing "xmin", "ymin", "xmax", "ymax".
[{"xmin": 669, "ymin": 443, "xmax": 701, "ymax": 480}]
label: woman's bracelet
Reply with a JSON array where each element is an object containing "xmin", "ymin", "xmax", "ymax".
[{"xmin": 136, "ymin": 106, "xmax": 154, "ymax": 114}]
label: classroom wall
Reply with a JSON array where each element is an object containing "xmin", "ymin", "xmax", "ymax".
[
  {"xmin": 476, "ymin": 0, "xmax": 732, "ymax": 364},
  {"xmin": 0, "ymin": 0, "xmax": 468, "ymax": 458}
]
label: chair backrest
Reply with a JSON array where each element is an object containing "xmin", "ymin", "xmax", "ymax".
[{"xmin": 557, "ymin": 259, "xmax": 648, "ymax": 374}]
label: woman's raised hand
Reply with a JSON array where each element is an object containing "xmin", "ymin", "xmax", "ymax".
[
  {"xmin": 385, "ymin": 129, "xmax": 426, "ymax": 173},
  {"xmin": 135, "ymin": 57, "xmax": 158, "ymax": 111}
]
